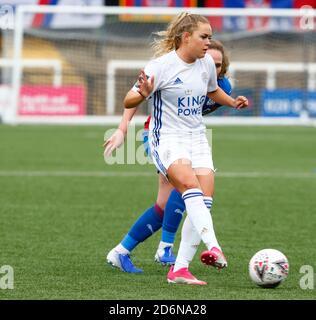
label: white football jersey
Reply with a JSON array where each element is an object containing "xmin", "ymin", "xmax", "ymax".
[{"xmin": 132, "ymin": 50, "xmax": 217, "ymax": 146}]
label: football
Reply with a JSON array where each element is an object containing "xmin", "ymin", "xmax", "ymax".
[{"xmin": 249, "ymin": 249, "xmax": 289, "ymax": 288}]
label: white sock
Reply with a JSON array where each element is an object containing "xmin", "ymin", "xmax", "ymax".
[
  {"xmin": 174, "ymin": 215, "xmax": 201, "ymax": 272},
  {"xmin": 182, "ymin": 189, "xmax": 220, "ymax": 251},
  {"xmin": 203, "ymin": 196, "xmax": 221, "ymax": 251},
  {"xmin": 115, "ymin": 243, "xmax": 130, "ymax": 255},
  {"xmin": 174, "ymin": 195, "xmax": 222, "ymax": 272},
  {"xmin": 203, "ymin": 196, "xmax": 213, "ymax": 211}
]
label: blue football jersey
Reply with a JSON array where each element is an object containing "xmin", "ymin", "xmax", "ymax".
[{"xmin": 202, "ymin": 76, "xmax": 232, "ymax": 116}]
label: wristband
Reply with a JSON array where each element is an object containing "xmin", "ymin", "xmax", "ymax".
[{"xmin": 138, "ymin": 91, "xmax": 148, "ymax": 99}]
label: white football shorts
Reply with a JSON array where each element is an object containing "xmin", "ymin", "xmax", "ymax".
[{"xmin": 149, "ymin": 130, "xmax": 214, "ymax": 177}]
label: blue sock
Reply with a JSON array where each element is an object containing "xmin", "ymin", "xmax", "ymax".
[
  {"xmin": 121, "ymin": 204, "xmax": 163, "ymax": 252},
  {"xmin": 161, "ymin": 189, "xmax": 185, "ymax": 244}
]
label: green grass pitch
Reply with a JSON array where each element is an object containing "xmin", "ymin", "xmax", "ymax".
[{"xmin": 0, "ymin": 125, "xmax": 315, "ymax": 300}]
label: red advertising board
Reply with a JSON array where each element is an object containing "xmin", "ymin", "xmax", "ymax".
[{"xmin": 18, "ymin": 86, "xmax": 86, "ymax": 116}]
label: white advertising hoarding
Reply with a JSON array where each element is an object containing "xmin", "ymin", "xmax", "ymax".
[{"xmin": 2, "ymin": 0, "xmax": 104, "ymax": 29}]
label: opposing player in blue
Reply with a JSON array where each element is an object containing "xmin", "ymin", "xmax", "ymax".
[{"xmin": 105, "ymin": 39, "xmax": 233, "ymax": 274}]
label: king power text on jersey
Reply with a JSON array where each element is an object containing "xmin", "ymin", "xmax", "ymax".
[{"xmin": 177, "ymin": 95, "xmax": 206, "ymax": 116}]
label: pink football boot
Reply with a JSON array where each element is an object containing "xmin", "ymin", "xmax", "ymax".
[
  {"xmin": 167, "ymin": 266, "xmax": 207, "ymax": 285},
  {"xmin": 200, "ymin": 247, "xmax": 228, "ymax": 269}
]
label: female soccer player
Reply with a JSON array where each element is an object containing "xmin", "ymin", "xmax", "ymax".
[
  {"xmin": 106, "ymin": 40, "xmax": 232, "ymax": 273},
  {"xmin": 106, "ymin": 13, "xmax": 248, "ymax": 285}
]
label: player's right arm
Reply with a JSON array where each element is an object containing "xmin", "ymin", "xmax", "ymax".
[
  {"xmin": 103, "ymin": 107, "xmax": 137, "ymax": 157},
  {"xmin": 124, "ymin": 69, "xmax": 155, "ymax": 108},
  {"xmin": 105, "ymin": 61, "xmax": 160, "ymax": 156},
  {"xmin": 105, "ymin": 67, "xmax": 153, "ymax": 156},
  {"xmin": 123, "ymin": 91, "xmax": 145, "ymax": 109}
]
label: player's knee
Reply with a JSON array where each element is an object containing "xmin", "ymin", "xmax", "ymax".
[{"xmin": 180, "ymin": 180, "xmax": 200, "ymax": 191}]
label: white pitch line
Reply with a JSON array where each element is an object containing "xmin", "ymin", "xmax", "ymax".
[
  {"xmin": 216, "ymin": 172, "xmax": 316, "ymax": 178},
  {"xmin": 0, "ymin": 170, "xmax": 153, "ymax": 177},
  {"xmin": 0, "ymin": 170, "xmax": 315, "ymax": 178}
]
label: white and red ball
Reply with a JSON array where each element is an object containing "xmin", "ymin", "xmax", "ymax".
[{"xmin": 249, "ymin": 249, "xmax": 289, "ymax": 288}]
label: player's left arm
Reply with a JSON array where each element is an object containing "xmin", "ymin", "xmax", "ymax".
[
  {"xmin": 202, "ymin": 77, "xmax": 232, "ymax": 115},
  {"xmin": 207, "ymin": 87, "xmax": 248, "ymax": 109}
]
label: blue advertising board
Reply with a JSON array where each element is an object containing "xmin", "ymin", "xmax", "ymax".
[
  {"xmin": 261, "ymin": 89, "xmax": 316, "ymax": 118},
  {"xmin": 307, "ymin": 91, "xmax": 316, "ymax": 117}
]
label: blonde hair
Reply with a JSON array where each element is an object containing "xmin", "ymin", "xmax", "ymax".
[
  {"xmin": 208, "ymin": 40, "xmax": 230, "ymax": 78},
  {"xmin": 152, "ymin": 12, "xmax": 210, "ymax": 57}
]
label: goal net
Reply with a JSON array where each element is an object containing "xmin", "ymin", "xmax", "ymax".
[{"xmin": 1, "ymin": 5, "xmax": 316, "ymax": 125}]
